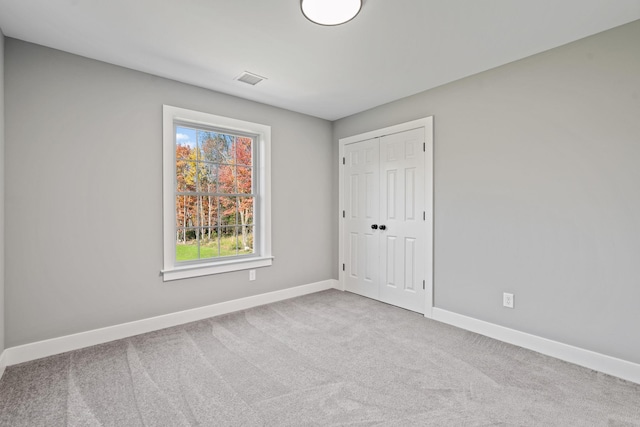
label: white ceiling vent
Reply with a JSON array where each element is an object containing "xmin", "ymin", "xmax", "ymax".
[{"xmin": 236, "ymin": 71, "xmax": 267, "ymax": 86}]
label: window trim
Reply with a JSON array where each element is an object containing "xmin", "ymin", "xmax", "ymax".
[{"xmin": 162, "ymin": 105, "xmax": 272, "ymax": 281}]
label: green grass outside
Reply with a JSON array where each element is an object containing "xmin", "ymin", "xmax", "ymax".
[{"xmin": 176, "ymin": 235, "xmax": 252, "ymax": 261}]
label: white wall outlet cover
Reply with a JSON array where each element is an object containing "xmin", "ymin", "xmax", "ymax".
[
  {"xmin": 503, "ymin": 292, "xmax": 514, "ymax": 308},
  {"xmin": 249, "ymin": 270, "xmax": 256, "ymax": 281}
]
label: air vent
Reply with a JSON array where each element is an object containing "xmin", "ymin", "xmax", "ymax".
[{"xmin": 236, "ymin": 71, "xmax": 267, "ymax": 86}]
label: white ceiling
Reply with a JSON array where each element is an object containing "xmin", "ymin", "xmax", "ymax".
[{"xmin": 1, "ymin": 0, "xmax": 639, "ymax": 121}]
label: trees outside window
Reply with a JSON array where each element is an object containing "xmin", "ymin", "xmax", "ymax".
[{"xmin": 175, "ymin": 126, "xmax": 255, "ymax": 262}]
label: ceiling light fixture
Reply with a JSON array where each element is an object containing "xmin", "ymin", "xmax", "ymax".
[{"xmin": 301, "ymin": 0, "xmax": 362, "ymax": 26}]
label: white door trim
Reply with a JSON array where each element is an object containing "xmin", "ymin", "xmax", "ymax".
[{"xmin": 339, "ymin": 117, "xmax": 434, "ymax": 318}]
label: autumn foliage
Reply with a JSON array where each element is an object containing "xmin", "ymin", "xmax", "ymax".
[{"xmin": 175, "ymin": 130, "xmax": 254, "ymax": 259}]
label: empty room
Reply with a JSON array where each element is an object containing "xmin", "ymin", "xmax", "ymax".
[{"xmin": 0, "ymin": 0, "xmax": 639, "ymax": 425}]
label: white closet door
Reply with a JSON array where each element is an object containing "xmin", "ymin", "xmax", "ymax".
[
  {"xmin": 379, "ymin": 128, "xmax": 426, "ymax": 313},
  {"xmin": 344, "ymin": 138, "xmax": 380, "ymax": 300},
  {"xmin": 342, "ymin": 127, "xmax": 427, "ymax": 314}
]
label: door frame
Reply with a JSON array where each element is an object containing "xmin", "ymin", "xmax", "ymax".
[{"xmin": 338, "ymin": 117, "xmax": 434, "ymax": 318}]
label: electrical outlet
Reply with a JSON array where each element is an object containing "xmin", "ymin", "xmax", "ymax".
[
  {"xmin": 503, "ymin": 292, "xmax": 514, "ymax": 308},
  {"xmin": 249, "ymin": 269, "xmax": 256, "ymax": 281}
]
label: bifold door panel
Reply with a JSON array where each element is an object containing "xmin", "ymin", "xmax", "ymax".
[{"xmin": 344, "ymin": 138, "xmax": 379, "ymax": 300}]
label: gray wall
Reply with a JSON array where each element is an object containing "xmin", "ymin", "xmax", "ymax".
[
  {"xmin": 0, "ymin": 30, "xmax": 5, "ymax": 354},
  {"xmin": 4, "ymin": 39, "xmax": 334, "ymax": 347},
  {"xmin": 334, "ymin": 20, "xmax": 640, "ymax": 364}
]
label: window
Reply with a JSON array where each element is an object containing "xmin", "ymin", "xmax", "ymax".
[{"xmin": 162, "ymin": 105, "xmax": 272, "ymax": 281}]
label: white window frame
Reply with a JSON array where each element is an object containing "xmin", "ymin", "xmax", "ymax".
[{"xmin": 162, "ymin": 105, "xmax": 272, "ymax": 281}]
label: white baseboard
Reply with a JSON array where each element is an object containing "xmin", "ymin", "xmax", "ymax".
[
  {"xmin": 0, "ymin": 349, "xmax": 7, "ymax": 380},
  {"xmin": 433, "ymin": 308, "xmax": 640, "ymax": 385},
  {"xmin": 12, "ymin": 282, "xmax": 634, "ymax": 386},
  {"xmin": 4, "ymin": 279, "xmax": 339, "ymax": 367}
]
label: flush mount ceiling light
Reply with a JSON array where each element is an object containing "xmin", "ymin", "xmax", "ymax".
[{"xmin": 301, "ymin": 0, "xmax": 362, "ymax": 26}]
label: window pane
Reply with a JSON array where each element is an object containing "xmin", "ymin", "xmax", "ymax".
[
  {"xmin": 194, "ymin": 162, "xmax": 207, "ymax": 193},
  {"xmin": 219, "ymin": 226, "xmax": 238, "ymax": 257},
  {"xmin": 200, "ymin": 131, "xmax": 233, "ymax": 164},
  {"xmin": 219, "ymin": 197, "xmax": 238, "ymax": 226},
  {"xmin": 239, "ymin": 225, "xmax": 254, "ymax": 254},
  {"xmin": 198, "ymin": 228, "xmax": 219, "ymax": 259},
  {"xmin": 202, "ymin": 227, "xmax": 219, "ymax": 249},
  {"xmin": 176, "ymin": 126, "xmax": 196, "ymax": 160},
  {"xmin": 235, "ymin": 137, "xmax": 253, "ymax": 166},
  {"xmin": 198, "ymin": 162, "xmax": 218, "ymax": 193},
  {"xmin": 176, "ymin": 196, "xmax": 198, "ymax": 228},
  {"xmin": 236, "ymin": 166, "xmax": 253, "ymax": 194},
  {"xmin": 175, "ymin": 229, "xmax": 199, "ymax": 262},
  {"xmin": 217, "ymin": 164, "xmax": 235, "ymax": 193},
  {"xmin": 238, "ymin": 197, "xmax": 254, "ymax": 225},
  {"xmin": 199, "ymin": 195, "xmax": 218, "ymax": 231},
  {"xmin": 176, "ymin": 161, "xmax": 196, "ymax": 192}
]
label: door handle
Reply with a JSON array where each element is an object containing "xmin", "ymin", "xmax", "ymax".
[
  {"xmin": 371, "ymin": 224, "xmax": 378, "ymax": 230},
  {"xmin": 379, "ymin": 225, "xmax": 386, "ymax": 230}
]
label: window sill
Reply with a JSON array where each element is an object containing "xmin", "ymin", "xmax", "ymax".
[{"xmin": 162, "ymin": 256, "xmax": 273, "ymax": 282}]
